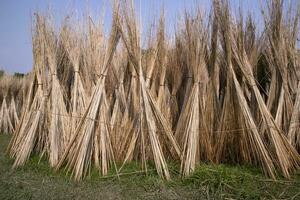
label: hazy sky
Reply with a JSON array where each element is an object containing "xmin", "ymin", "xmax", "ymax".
[{"xmin": 0, "ymin": 0, "xmax": 262, "ymax": 74}]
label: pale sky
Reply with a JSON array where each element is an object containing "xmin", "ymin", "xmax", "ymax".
[{"xmin": 0, "ymin": 0, "xmax": 264, "ymax": 74}]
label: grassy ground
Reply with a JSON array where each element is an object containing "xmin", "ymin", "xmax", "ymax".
[{"xmin": 1, "ymin": 134, "xmax": 300, "ymax": 200}]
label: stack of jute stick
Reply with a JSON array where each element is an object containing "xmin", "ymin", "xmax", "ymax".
[
  {"xmin": 0, "ymin": 74, "xmax": 28, "ymax": 134},
  {"xmin": 7, "ymin": 0, "xmax": 300, "ymax": 180}
]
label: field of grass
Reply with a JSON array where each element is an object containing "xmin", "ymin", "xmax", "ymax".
[{"xmin": 1, "ymin": 134, "xmax": 300, "ymax": 200}]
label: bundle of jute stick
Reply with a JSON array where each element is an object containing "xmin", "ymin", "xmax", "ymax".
[{"xmin": 7, "ymin": 0, "xmax": 300, "ymax": 180}]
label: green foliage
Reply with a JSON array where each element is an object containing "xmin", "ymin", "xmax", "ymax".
[
  {"xmin": 0, "ymin": 70, "xmax": 4, "ymax": 77},
  {"xmin": 13, "ymin": 72, "xmax": 25, "ymax": 78}
]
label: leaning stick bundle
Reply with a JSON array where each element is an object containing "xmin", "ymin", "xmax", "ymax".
[
  {"xmin": 8, "ymin": 14, "xmax": 49, "ymax": 167},
  {"xmin": 155, "ymin": 13, "xmax": 174, "ymax": 126},
  {"xmin": 42, "ymin": 15, "xmax": 70, "ymax": 167},
  {"xmin": 117, "ymin": 0, "xmax": 181, "ymax": 180},
  {"xmin": 219, "ymin": 0, "xmax": 300, "ymax": 178},
  {"xmin": 110, "ymin": 50, "xmax": 132, "ymax": 160},
  {"xmin": 56, "ymin": 3, "xmax": 121, "ymax": 180},
  {"xmin": 175, "ymin": 12, "xmax": 212, "ymax": 176},
  {"xmin": 213, "ymin": 0, "xmax": 277, "ymax": 178},
  {"xmin": 61, "ymin": 18, "xmax": 87, "ymax": 142},
  {"xmin": 0, "ymin": 97, "xmax": 14, "ymax": 134},
  {"xmin": 9, "ymin": 97, "xmax": 19, "ymax": 129}
]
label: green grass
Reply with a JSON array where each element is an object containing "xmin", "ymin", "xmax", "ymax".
[{"xmin": 1, "ymin": 134, "xmax": 300, "ymax": 200}]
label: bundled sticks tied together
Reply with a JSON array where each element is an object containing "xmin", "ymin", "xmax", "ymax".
[
  {"xmin": 5, "ymin": 0, "xmax": 300, "ymax": 180},
  {"xmin": 0, "ymin": 75, "xmax": 27, "ymax": 134}
]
